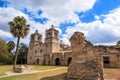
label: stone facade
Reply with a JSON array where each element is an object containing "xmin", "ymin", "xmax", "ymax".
[
  {"xmin": 27, "ymin": 25, "xmax": 120, "ymax": 69},
  {"xmin": 27, "ymin": 25, "xmax": 72, "ymax": 66}
]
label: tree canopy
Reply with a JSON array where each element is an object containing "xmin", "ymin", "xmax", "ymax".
[
  {"xmin": 0, "ymin": 39, "xmax": 13, "ymax": 65},
  {"xmin": 117, "ymin": 40, "xmax": 120, "ymax": 45},
  {"xmin": 7, "ymin": 41, "xmax": 15, "ymax": 53},
  {"xmin": 17, "ymin": 43, "xmax": 28, "ymax": 64}
]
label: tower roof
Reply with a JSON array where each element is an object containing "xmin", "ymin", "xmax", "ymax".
[
  {"xmin": 51, "ymin": 24, "xmax": 54, "ymax": 29},
  {"xmin": 46, "ymin": 25, "xmax": 59, "ymax": 33},
  {"xmin": 35, "ymin": 29, "xmax": 39, "ymax": 34}
]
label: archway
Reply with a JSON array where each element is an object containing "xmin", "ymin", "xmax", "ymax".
[
  {"xmin": 36, "ymin": 58, "xmax": 40, "ymax": 65},
  {"xmin": 67, "ymin": 57, "xmax": 72, "ymax": 66},
  {"xmin": 55, "ymin": 58, "xmax": 60, "ymax": 65}
]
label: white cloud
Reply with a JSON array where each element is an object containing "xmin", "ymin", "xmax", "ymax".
[
  {"xmin": 0, "ymin": 7, "xmax": 28, "ymax": 31},
  {"xmin": 0, "ymin": 7, "xmax": 29, "ymax": 40},
  {"xmin": 94, "ymin": 41, "xmax": 117, "ymax": 46},
  {"xmin": 2, "ymin": 0, "xmax": 120, "ymax": 46},
  {"xmin": 5, "ymin": 0, "xmax": 96, "ymax": 26},
  {"xmin": 0, "ymin": 0, "xmax": 97, "ymax": 45},
  {"xmin": 62, "ymin": 7, "xmax": 120, "ymax": 45},
  {"xmin": 0, "ymin": 29, "xmax": 12, "ymax": 38},
  {"xmin": 0, "ymin": 7, "xmax": 42, "ymax": 44},
  {"xmin": 0, "ymin": 7, "xmax": 61, "ymax": 45}
]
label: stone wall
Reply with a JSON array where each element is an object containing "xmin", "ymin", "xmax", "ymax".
[
  {"xmin": 50, "ymin": 52, "xmax": 72, "ymax": 66},
  {"xmin": 67, "ymin": 32, "xmax": 104, "ymax": 80}
]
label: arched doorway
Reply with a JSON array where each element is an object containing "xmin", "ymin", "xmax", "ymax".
[
  {"xmin": 67, "ymin": 57, "xmax": 72, "ymax": 66},
  {"xmin": 55, "ymin": 58, "xmax": 60, "ymax": 65},
  {"xmin": 36, "ymin": 58, "xmax": 40, "ymax": 65}
]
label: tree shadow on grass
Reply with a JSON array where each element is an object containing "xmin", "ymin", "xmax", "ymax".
[{"xmin": 40, "ymin": 73, "xmax": 67, "ymax": 80}]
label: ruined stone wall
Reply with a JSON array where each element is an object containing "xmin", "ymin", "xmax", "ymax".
[
  {"xmin": 94, "ymin": 45, "xmax": 120, "ymax": 68},
  {"xmin": 67, "ymin": 32, "xmax": 104, "ymax": 80}
]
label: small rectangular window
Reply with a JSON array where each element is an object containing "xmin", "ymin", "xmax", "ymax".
[
  {"xmin": 103, "ymin": 56, "xmax": 110, "ymax": 68},
  {"xmin": 103, "ymin": 57, "xmax": 110, "ymax": 64}
]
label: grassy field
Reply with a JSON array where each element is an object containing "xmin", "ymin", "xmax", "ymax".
[
  {"xmin": 0, "ymin": 65, "xmax": 119, "ymax": 80},
  {"xmin": 0, "ymin": 67, "xmax": 67, "ymax": 80},
  {"xmin": 31, "ymin": 65, "xmax": 60, "ymax": 70},
  {"xmin": 0, "ymin": 65, "xmax": 60, "ymax": 76},
  {"xmin": 0, "ymin": 65, "xmax": 12, "ymax": 76}
]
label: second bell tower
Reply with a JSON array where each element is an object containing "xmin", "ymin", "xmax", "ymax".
[{"xmin": 45, "ymin": 25, "xmax": 60, "ymax": 53}]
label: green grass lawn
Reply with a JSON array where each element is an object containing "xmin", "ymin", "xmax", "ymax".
[
  {"xmin": 0, "ymin": 65, "xmax": 119, "ymax": 80},
  {"xmin": 0, "ymin": 65, "xmax": 61, "ymax": 76},
  {"xmin": 0, "ymin": 65, "xmax": 12, "ymax": 76},
  {"xmin": 31, "ymin": 65, "xmax": 60, "ymax": 70},
  {"xmin": 0, "ymin": 67, "xmax": 67, "ymax": 80}
]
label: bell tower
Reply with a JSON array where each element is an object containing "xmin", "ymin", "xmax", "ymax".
[
  {"xmin": 45, "ymin": 25, "xmax": 60, "ymax": 53},
  {"xmin": 30, "ymin": 30, "xmax": 42, "ymax": 46},
  {"xmin": 27, "ymin": 30, "xmax": 43, "ymax": 64}
]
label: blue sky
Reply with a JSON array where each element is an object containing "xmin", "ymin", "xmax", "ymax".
[
  {"xmin": 0, "ymin": 0, "xmax": 120, "ymax": 45},
  {"xmin": 77, "ymin": 0, "xmax": 120, "ymax": 23}
]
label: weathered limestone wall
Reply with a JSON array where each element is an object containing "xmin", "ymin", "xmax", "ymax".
[
  {"xmin": 94, "ymin": 46, "xmax": 120, "ymax": 68},
  {"xmin": 67, "ymin": 32, "xmax": 104, "ymax": 80}
]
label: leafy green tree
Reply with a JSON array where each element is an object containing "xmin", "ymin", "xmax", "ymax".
[
  {"xmin": 0, "ymin": 39, "xmax": 13, "ymax": 64},
  {"xmin": 17, "ymin": 43, "xmax": 28, "ymax": 64},
  {"xmin": 7, "ymin": 41, "xmax": 15, "ymax": 53},
  {"xmin": 117, "ymin": 41, "xmax": 120, "ymax": 45},
  {"xmin": 8, "ymin": 16, "xmax": 30, "ymax": 69}
]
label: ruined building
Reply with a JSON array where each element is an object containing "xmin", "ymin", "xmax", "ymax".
[
  {"xmin": 67, "ymin": 32, "xmax": 104, "ymax": 80},
  {"xmin": 27, "ymin": 25, "xmax": 120, "ymax": 68}
]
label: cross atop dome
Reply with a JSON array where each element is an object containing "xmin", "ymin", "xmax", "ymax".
[
  {"xmin": 51, "ymin": 24, "xmax": 54, "ymax": 29},
  {"xmin": 35, "ymin": 29, "xmax": 38, "ymax": 33}
]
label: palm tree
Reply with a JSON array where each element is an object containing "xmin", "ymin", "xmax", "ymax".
[
  {"xmin": 7, "ymin": 41, "xmax": 15, "ymax": 53},
  {"xmin": 8, "ymin": 16, "xmax": 30, "ymax": 70}
]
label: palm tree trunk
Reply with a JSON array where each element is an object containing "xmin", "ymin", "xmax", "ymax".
[{"xmin": 13, "ymin": 37, "xmax": 20, "ymax": 70}]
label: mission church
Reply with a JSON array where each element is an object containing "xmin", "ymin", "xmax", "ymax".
[
  {"xmin": 27, "ymin": 25, "xmax": 120, "ymax": 68},
  {"xmin": 27, "ymin": 25, "xmax": 72, "ymax": 66}
]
